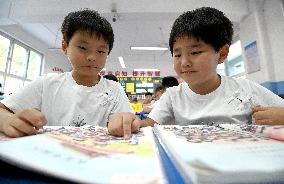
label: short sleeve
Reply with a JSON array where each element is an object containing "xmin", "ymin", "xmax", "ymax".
[
  {"xmin": 248, "ymin": 80, "xmax": 284, "ymax": 107},
  {"xmin": 148, "ymin": 90, "xmax": 175, "ymax": 125},
  {"xmin": 1, "ymin": 76, "xmax": 43, "ymax": 113}
]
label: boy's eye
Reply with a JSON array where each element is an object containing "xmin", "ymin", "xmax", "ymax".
[
  {"xmin": 98, "ymin": 50, "xmax": 106, "ymax": 54},
  {"xmin": 173, "ymin": 54, "xmax": 181, "ymax": 58},
  {"xmin": 191, "ymin": 51, "xmax": 202, "ymax": 55},
  {"xmin": 78, "ymin": 46, "xmax": 86, "ymax": 50}
]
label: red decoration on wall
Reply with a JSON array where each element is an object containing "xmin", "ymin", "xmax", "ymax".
[
  {"xmin": 139, "ymin": 71, "xmax": 145, "ymax": 76},
  {"xmin": 99, "ymin": 70, "xmax": 161, "ymax": 77},
  {"xmin": 132, "ymin": 71, "xmax": 138, "ymax": 76},
  {"xmin": 115, "ymin": 71, "xmax": 120, "ymax": 76},
  {"xmin": 147, "ymin": 71, "xmax": 153, "ymax": 76},
  {"xmin": 121, "ymin": 71, "xmax": 128, "ymax": 76},
  {"xmin": 154, "ymin": 71, "xmax": 160, "ymax": 76}
]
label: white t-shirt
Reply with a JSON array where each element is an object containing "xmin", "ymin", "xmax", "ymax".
[
  {"xmin": 148, "ymin": 76, "xmax": 284, "ymax": 125},
  {"xmin": 2, "ymin": 72, "xmax": 133, "ymax": 126}
]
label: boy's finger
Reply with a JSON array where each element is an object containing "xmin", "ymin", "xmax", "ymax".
[
  {"xmin": 16, "ymin": 109, "xmax": 47, "ymax": 128},
  {"xmin": 255, "ymin": 118, "xmax": 273, "ymax": 125},
  {"xmin": 252, "ymin": 106, "xmax": 267, "ymax": 112},
  {"xmin": 5, "ymin": 125, "xmax": 26, "ymax": 138},
  {"xmin": 122, "ymin": 116, "xmax": 132, "ymax": 139},
  {"xmin": 12, "ymin": 119, "xmax": 37, "ymax": 135},
  {"xmin": 132, "ymin": 117, "xmax": 141, "ymax": 133}
]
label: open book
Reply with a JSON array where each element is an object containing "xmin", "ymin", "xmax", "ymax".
[
  {"xmin": 153, "ymin": 124, "xmax": 284, "ymax": 184},
  {"xmin": 0, "ymin": 126, "xmax": 165, "ymax": 184}
]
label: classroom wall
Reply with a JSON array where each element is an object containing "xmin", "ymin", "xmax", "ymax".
[
  {"xmin": 240, "ymin": 0, "xmax": 284, "ymax": 94},
  {"xmin": 44, "ymin": 51, "xmax": 71, "ymax": 73}
]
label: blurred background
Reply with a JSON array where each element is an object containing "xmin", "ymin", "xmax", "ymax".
[{"xmin": 0, "ymin": 0, "xmax": 284, "ymax": 99}]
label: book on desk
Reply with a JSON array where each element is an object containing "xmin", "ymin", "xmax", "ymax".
[
  {"xmin": 0, "ymin": 124, "xmax": 284, "ymax": 184},
  {"xmin": 0, "ymin": 126, "xmax": 165, "ymax": 184},
  {"xmin": 153, "ymin": 124, "xmax": 284, "ymax": 184}
]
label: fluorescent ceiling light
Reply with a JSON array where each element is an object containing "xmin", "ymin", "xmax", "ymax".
[
  {"xmin": 118, "ymin": 56, "xmax": 126, "ymax": 68},
  {"xmin": 134, "ymin": 69, "xmax": 160, "ymax": 72},
  {"xmin": 130, "ymin": 46, "xmax": 168, "ymax": 51}
]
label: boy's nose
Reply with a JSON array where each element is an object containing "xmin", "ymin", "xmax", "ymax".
[
  {"xmin": 87, "ymin": 54, "xmax": 96, "ymax": 62},
  {"xmin": 181, "ymin": 55, "xmax": 192, "ymax": 67}
]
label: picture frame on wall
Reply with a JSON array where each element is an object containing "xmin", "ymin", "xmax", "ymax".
[{"xmin": 244, "ymin": 40, "xmax": 261, "ymax": 74}]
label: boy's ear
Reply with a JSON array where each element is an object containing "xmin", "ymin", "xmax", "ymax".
[
  {"xmin": 61, "ymin": 40, "xmax": 68, "ymax": 55},
  {"xmin": 217, "ymin": 44, "xmax": 229, "ymax": 64}
]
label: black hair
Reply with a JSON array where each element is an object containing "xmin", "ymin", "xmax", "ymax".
[
  {"xmin": 154, "ymin": 85, "xmax": 164, "ymax": 94},
  {"xmin": 169, "ymin": 7, "xmax": 233, "ymax": 55},
  {"xmin": 61, "ymin": 9, "xmax": 114, "ymax": 54},
  {"xmin": 145, "ymin": 92, "xmax": 153, "ymax": 96},
  {"xmin": 103, "ymin": 74, "xmax": 118, "ymax": 82},
  {"xmin": 162, "ymin": 76, "xmax": 179, "ymax": 88}
]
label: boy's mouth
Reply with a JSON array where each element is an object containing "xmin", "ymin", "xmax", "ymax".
[
  {"xmin": 182, "ymin": 70, "xmax": 196, "ymax": 74},
  {"xmin": 84, "ymin": 66, "xmax": 98, "ymax": 69}
]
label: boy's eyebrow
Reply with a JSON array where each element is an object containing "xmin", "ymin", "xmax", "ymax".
[
  {"xmin": 188, "ymin": 44, "xmax": 203, "ymax": 49},
  {"xmin": 77, "ymin": 40, "xmax": 109, "ymax": 50},
  {"xmin": 98, "ymin": 45, "xmax": 109, "ymax": 50},
  {"xmin": 78, "ymin": 40, "xmax": 89, "ymax": 44},
  {"xmin": 173, "ymin": 43, "xmax": 203, "ymax": 52}
]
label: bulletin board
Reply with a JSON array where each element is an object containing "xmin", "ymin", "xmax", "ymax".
[{"xmin": 118, "ymin": 77, "xmax": 162, "ymax": 94}]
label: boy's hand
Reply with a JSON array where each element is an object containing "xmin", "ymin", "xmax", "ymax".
[
  {"xmin": 108, "ymin": 112, "xmax": 141, "ymax": 139},
  {"xmin": 1, "ymin": 108, "xmax": 47, "ymax": 137},
  {"xmin": 253, "ymin": 106, "xmax": 284, "ymax": 125}
]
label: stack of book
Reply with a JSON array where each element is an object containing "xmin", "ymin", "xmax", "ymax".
[{"xmin": 1, "ymin": 124, "xmax": 284, "ymax": 184}]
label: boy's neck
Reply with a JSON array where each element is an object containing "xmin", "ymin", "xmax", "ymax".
[
  {"xmin": 71, "ymin": 72, "xmax": 100, "ymax": 87},
  {"xmin": 190, "ymin": 75, "xmax": 221, "ymax": 95}
]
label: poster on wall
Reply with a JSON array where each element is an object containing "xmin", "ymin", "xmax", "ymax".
[
  {"xmin": 244, "ymin": 40, "xmax": 261, "ymax": 74},
  {"xmin": 118, "ymin": 77, "xmax": 162, "ymax": 94}
]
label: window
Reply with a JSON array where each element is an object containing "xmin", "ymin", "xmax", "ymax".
[
  {"xmin": 217, "ymin": 40, "xmax": 245, "ymax": 77},
  {"xmin": 27, "ymin": 50, "xmax": 42, "ymax": 80},
  {"xmin": 217, "ymin": 63, "xmax": 226, "ymax": 76},
  {"xmin": 0, "ymin": 31, "xmax": 43, "ymax": 95},
  {"xmin": 227, "ymin": 55, "xmax": 245, "ymax": 76},
  {"xmin": 0, "ymin": 35, "xmax": 10, "ymax": 72},
  {"xmin": 10, "ymin": 43, "xmax": 27, "ymax": 77},
  {"xmin": 0, "ymin": 74, "xmax": 4, "ymax": 93}
]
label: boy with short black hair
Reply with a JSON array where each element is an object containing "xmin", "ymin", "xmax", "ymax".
[
  {"xmin": 0, "ymin": 9, "xmax": 135, "ymax": 137},
  {"xmin": 108, "ymin": 7, "xmax": 284, "ymax": 138},
  {"xmin": 103, "ymin": 74, "xmax": 118, "ymax": 82},
  {"xmin": 162, "ymin": 76, "xmax": 179, "ymax": 88}
]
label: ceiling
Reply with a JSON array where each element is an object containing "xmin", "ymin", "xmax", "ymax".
[{"xmin": 0, "ymin": 0, "xmax": 250, "ymax": 77}]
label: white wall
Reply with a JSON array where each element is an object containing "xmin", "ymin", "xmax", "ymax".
[
  {"xmin": 44, "ymin": 51, "xmax": 71, "ymax": 73},
  {"xmin": 264, "ymin": 0, "xmax": 284, "ymax": 82},
  {"xmin": 240, "ymin": 0, "xmax": 284, "ymax": 83}
]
